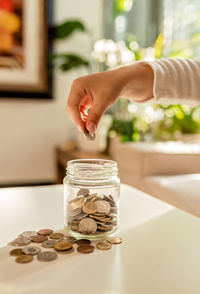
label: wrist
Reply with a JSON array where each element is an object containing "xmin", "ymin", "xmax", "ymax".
[{"xmin": 115, "ymin": 62, "xmax": 154, "ymax": 101}]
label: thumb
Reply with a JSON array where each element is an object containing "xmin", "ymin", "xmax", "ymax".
[{"xmin": 86, "ymin": 102, "xmax": 106, "ymax": 132}]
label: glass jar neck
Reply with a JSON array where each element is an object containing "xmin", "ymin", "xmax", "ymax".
[{"xmin": 66, "ymin": 159, "xmax": 118, "ymax": 181}]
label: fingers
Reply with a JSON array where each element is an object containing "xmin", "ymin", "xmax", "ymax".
[
  {"xmin": 66, "ymin": 82, "xmax": 85, "ymax": 131},
  {"xmin": 86, "ymin": 101, "xmax": 107, "ymax": 132}
]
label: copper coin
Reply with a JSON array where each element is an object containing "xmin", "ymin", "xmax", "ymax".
[
  {"xmin": 107, "ymin": 237, "xmax": 123, "ymax": 244},
  {"xmin": 38, "ymin": 229, "xmax": 53, "ymax": 236},
  {"xmin": 83, "ymin": 201, "xmax": 98, "ymax": 214},
  {"xmin": 16, "ymin": 254, "xmax": 33, "ymax": 264},
  {"xmin": 76, "ymin": 239, "xmax": 91, "ymax": 245},
  {"xmin": 77, "ymin": 245, "xmax": 94, "ymax": 254},
  {"xmin": 49, "ymin": 233, "xmax": 64, "ymax": 239},
  {"xmin": 55, "ymin": 247, "xmax": 74, "ymax": 255},
  {"xmin": 31, "ymin": 235, "xmax": 48, "ymax": 243},
  {"xmin": 9, "ymin": 248, "xmax": 24, "ymax": 256},
  {"xmin": 96, "ymin": 241, "xmax": 112, "ymax": 250},
  {"xmin": 77, "ymin": 188, "xmax": 90, "ymax": 197},
  {"xmin": 54, "ymin": 241, "xmax": 73, "ymax": 251}
]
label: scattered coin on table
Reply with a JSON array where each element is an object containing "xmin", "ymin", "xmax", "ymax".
[
  {"xmin": 9, "ymin": 248, "xmax": 24, "ymax": 256},
  {"xmin": 56, "ymin": 247, "xmax": 74, "ymax": 254},
  {"xmin": 49, "ymin": 233, "xmax": 64, "ymax": 239},
  {"xmin": 77, "ymin": 245, "xmax": 94, "ymax": 254},
  {"xmin": 8, "ymin": 229, "xmax": 123, "ymax": 265},
  {"xmin": 107, "ymin": 237, "xmax": 123, "ymax": 244},
  {"xmin": 12, "ymin": 237, "xmax": 31, "ymax": 246},
  {"xmin": 22, "ymin": 246, "xmax": 41, "ymax": 256},
  {"xmin": 54, "ymin": 241, "xmax": 73, "ymax": 251},
  {"xmin": 38, "ymin": 229, "xmax": 53, "ymax": 236},
  {"xmin": 96, "ymin": 241, "xmax": 112, "ymax": 250},
  {"xmin": 76, "ymin": 239, "xmax": 91, "ymax": 245},
  {"xmin": 41, "ymin": 239, "xmax": 58, "ymax": 248},
  {"xmin": 37, "ymin": 251, "xmax": 57, "ymax": 262},
  {"xmin": 58, "ymin": 236, "xmax": 77, "ymax": 243},
  {"xmin": 16, "ymin": 254, "xmax": 33, "ymax": 264},
  {"xmin": 31, "ymin": 235, "xmax": 48, "ymax": 243},
  {"xmin": 19, "ymin": 231, "xmax": 38, "ymax": 239}
]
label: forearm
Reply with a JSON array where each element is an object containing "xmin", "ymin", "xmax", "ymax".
[
  {"xmin": 114, "ymin": 62, "xmax": 154, "ymax": 102},
  {"xmin": 146, "ymin": 58, "xmax": 200, "ymax": 105}
]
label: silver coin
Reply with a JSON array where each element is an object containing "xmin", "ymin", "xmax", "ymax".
[
  {"xmin": 83, "ymin": 128, "xmax": 96, "ymax": 141},
  {"xmin": 58, "ymin": 236, "xmax": 77, "ymax": 243},
  {"xmin": 41, "ymin": 240, "xmax": 58, "ymax": 248},
  {"xmin": 22, "ymin": 246, "xmax": 41, "ymax": 255},
  {"xmin": 19, "ymin": 231, "xmax": 38, "ymax": 239},
  {"xmin": 37, "ymin": 251, "xmax": 57, "ymax": 262},
  {"xmin": 78, "ymin": 217, "xmax": 97, "ymax": 234},
  {"xmin": 12, "ymin": 237, "xmax": 31, "ymax": 246},
  {"xmin": 95, "ymin": 200, "xmax": 111, "ymax": 214}
]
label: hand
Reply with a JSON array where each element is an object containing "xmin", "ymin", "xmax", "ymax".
[{"xmin": 66, "ymin": 62, "xmax": 154, "ymax": 132}]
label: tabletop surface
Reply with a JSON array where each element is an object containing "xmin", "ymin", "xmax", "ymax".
[{"xmin": 0, "ymin": 184, "xmax": 200, "ymax": 294}]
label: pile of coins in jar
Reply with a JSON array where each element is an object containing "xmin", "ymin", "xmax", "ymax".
[
  {"xmin": 8, "ymin": 229, "xmax": 122, "ymax": 264},
  {"xmin": 67, "ymin": 188, "xmax": 118, "ymax": 236}
]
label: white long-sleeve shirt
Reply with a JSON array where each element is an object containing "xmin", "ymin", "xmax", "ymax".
[{"xmin": 147, "ymin": 58, "xmax": 200, "ymax": 106}]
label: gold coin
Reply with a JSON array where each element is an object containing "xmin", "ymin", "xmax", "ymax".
[
  {"xmin": 15, "ymin": 254, "xmax": 33, "ymax": 263},
  {"xmin": 107, "ymin": 237, "xmax": 123, "ymax": 244},
  {"xmin": 77, "ymin": 245, "xmax": 94, "ymax": 254},
  {"xmin": 83, "ymin": 201, "xmax": 98, "ymax": 214},
  {"xmin": 96, "ymin": 241, "xmax": 112, "ymax": 250},
  {"xmin": 55, "ymin": 247, "xmax": 74, "ymax": 254},
  {"xmin": 9, "ymin": 248, "xmax": 24, "ymax": 256},
  {"xmin": 49, "ymin": 233, "xmax": 64, "ymax": 239},
  {"xmin": 54, "ymin": 241, "xmax": 73, "ymax": 251}
]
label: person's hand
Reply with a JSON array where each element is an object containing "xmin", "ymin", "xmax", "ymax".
[{"xmin": 66, "ymin": 62, "xmax": 154, "ymax": 132}]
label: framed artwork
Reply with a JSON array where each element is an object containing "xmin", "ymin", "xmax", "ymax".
[{"xmin": 0, "ymin": 0, "xmax": 53, "ymax": 98}]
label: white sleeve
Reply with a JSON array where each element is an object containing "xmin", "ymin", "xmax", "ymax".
[{"xmin": 146, "ymin": 58, "xmax": 200, "ymax": 106}]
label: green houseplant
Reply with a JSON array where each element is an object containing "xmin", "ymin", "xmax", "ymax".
[{"xmin": 51, "ymin": 19, "xmax": 90, "ymax": 72}]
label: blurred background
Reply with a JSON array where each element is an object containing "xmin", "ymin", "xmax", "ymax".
[{"xmin": 1, "ymin": 0, "xmax": 200, "ymax": 190}]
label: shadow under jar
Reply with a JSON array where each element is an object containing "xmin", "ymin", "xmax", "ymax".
[{"xmin": 64, "ymin": 159, "xmax": 120, "ymax": 240}]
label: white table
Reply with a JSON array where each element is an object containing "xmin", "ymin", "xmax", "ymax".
[{"xmin": 0, "ymin": 184, "xmax": 200, "ymax": 294}]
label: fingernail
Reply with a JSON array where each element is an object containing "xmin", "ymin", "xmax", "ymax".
[{"xmin": 86, "ymin": 121, "xmax": 96, "ymax": 133}]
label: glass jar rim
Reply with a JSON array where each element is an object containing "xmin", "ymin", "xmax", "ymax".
[{"xmin": 66, "ymin": 159, "xmax": 118, "ymax": 180}]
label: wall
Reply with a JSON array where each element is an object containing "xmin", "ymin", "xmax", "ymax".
[{"xmin": 0, "ymin": 0, "xmax": 103, "ymax": 185}]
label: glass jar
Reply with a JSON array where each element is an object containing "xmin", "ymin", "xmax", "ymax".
[{"xmin": 64, "ymin": 159, "xmax": 120, "ymax": 240}]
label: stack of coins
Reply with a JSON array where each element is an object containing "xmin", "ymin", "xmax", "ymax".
[
  {"xmin": 9, "ymin": 228, "xmax": 122, "ymax": 264},
  {"xmin": 67, "ymin": 190, "xmax": 118, "ymax": 236}
]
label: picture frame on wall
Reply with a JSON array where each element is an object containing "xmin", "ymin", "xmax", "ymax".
[{"xmin": 0, "ymin": 0, "xmax": 53, "ymax": 99}]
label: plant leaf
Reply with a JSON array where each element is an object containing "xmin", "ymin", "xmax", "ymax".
[{"xmin": 51, "ymin": 20, "xmax": 86, "ymax": 39}]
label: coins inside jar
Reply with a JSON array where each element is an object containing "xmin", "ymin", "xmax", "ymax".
[{"xmin": 67, "ymin": 189, "xmax": 118, "ymax": 236}]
